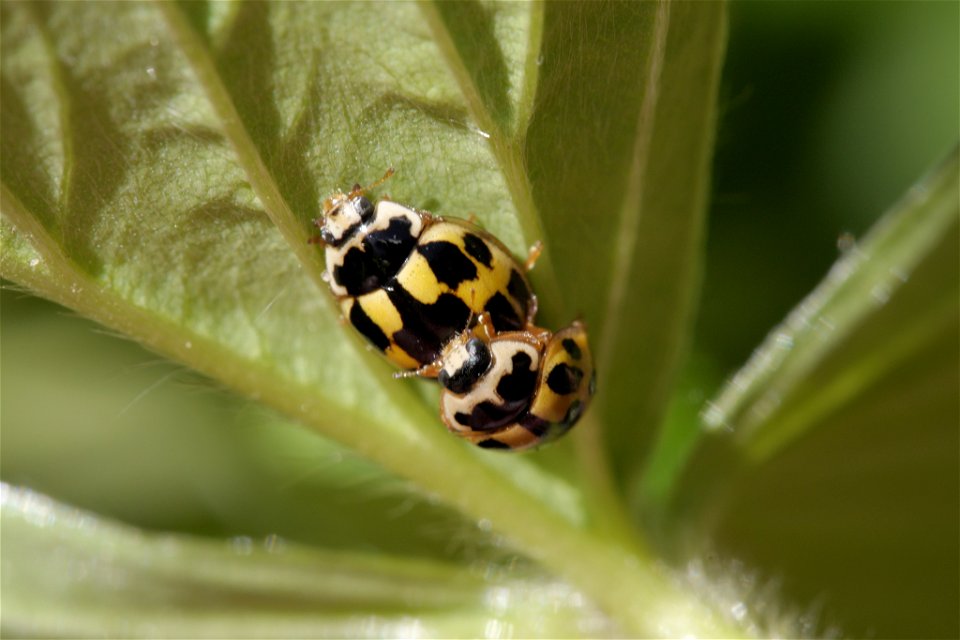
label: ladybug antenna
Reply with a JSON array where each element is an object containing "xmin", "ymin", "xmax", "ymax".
[
  {"xmin": 466, "ymin": 290, "xmax": 495, "ymax": 341},
  {"xmin": 349, "ymin": 167, "xmax": 395, "ymax": 199},
  {"xmin": 465, "ymin": 291, "xmax": 483, "ymax": 338}
]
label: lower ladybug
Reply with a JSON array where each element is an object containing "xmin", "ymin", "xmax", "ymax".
[{"xmin": 406, "ymin": 313, "xmax": 595, "ymax": 451}]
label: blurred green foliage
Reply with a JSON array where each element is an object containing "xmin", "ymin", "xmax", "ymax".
[
  {"xmin": 690, "ymin": 3, "xmax": 959, "ymax": 637},
  {"xmin": 702, "ymin": 1, "xmax": 958, "ymax": 368}
]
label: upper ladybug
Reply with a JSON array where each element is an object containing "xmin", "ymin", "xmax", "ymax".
[{"xmin": 313, "ymin": 170, "xmax": 539, "ymax": 370}]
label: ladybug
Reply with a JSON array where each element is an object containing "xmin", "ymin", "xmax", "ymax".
[
  {"xmin": 407, "ymin": 313, "xmax": 595, "ymax": 451},
  {"xmin": 313, "ymin": 170, "xmax": 540, "ymax": 370}
]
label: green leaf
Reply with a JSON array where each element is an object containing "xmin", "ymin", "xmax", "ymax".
[
  {"xmin": 1, "ymin": 1, "xmax": 738, "ymax": 636},
  {"xmin": 1, "ymin": 483, "xmax": 616, "ymax": 638}
]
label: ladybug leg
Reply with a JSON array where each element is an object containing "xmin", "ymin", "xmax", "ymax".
[
  {"xmin": 308, "ymin": 217, "xmax": 327, "ymax": 245},
  {"xmin": 518, "ymin": 318, "xmax": 551, "ymax": 346},
  {"xmin": 524, "ymin": 240, "xmax": 543, "ymax": 272},
  {"xmin": 532, "ymin": 326, "xmax": 551, "ymax": 345},
  {"xmin": 394, "ymin": 362, "xmax": 442, "ymax": 380},
  {"xmin": 525, "ymin": 293, "xmax": 539, "ymax": 328},
  {"xmin": 476, "ymin": 312, "xmax": 496, "ymax": 341}
]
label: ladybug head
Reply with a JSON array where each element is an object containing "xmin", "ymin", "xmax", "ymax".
[{"xmin": 320, "ymin": 194, "xmax": 375, "ymax": 246}]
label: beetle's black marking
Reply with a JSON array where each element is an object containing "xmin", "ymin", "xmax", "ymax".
[
  {"xmin": 327, "ymin": 220, "xmax": 363, "ymax": 248},
  {"xmin": 352, "ymin": 196, "xmax": 375, "ymax": 224},
  {"xmin": 546, "ymin": 363, "xmax": 584, "ymax": 395},
  {"xmin": 507, "ymin": 269, "xmax": 530, "ymax": 307},
  {"xmin": 349, "ymin": 302, "xmax": 390, "ymax": 352},
  {"xmin": 561, "ymin": 338, "xmax": 582, "ymax": 360},
  {"xmin": 484, "ymin": 292, "xmax": 523, "ymax": 330},
  {"xmin": 364, "ymin": 216, "xmax": 415, "ymax": 273},
  {"xmin": 460, "ymin": 396, "xmax": 530, "ymax": 433},
  {"xmin": 495, "ymin": 352, "xmax": 537, "ymax": 403},
  {"xmin": 519, "ymin": 413, "xmax": 550, "ymax": 437},
  {"xmin": 454, "ymin": 412, "xmax": 472, "ymax": 427},
  {"xmin": 324, "ymin": 198, "xmax": 386, "ymax": 247},
  {"xmin": 563, "ymin": 399, "xmax": 585, "ymax": 427},
  {"xmin": 439, "ymin": 338, "xmax": 492, "ymax": 394},
  {"xmin": 334, "ymin": 248, "xmax": 373, "ymax": 294},
  {"xmin": 387, "ymin": 288, "xmax": 471, "ymax": 365},
  {"xmin": 333, "ymin": 217, "xmax": 417, "ymax": 295},
  {"xmin": 478, "ymin": 438, "xmax": 511, "ymax": 450},
  {"xmin": 418, "ymin": 240, "xmax": 477, "ymax": 289},
  {"xmin": 463, "ymin": 233, "xmax": 493, "ymax": 269}
]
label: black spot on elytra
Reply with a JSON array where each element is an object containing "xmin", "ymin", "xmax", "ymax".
[
  {"xmin": 495, "ymin": 352, "xmax": 536, "ymax": 402},
  {"xmin": 484, "ymin": 292, "xmax": 523, "ymax": 330},
  {"xmin": 349, "ymin": 303, "xmax": 390, "ymax": 352},
  {"xmin": 333, "ymin": 216, "xmax": 416, "ymax": 295},
  {"xmin": 507, "ymin": 269, "xmax": 530, "ymax": 307},
  {"xmin": 546, "ymin": 363, "xmax": 584, "ymax": 395},
  {"xmin": 418, "ymin": 240, "xmax": 477, "ymax": 288},
  {"xmin": 463, "ymin": 233, "xmax": 493, "ymax": 268},
  {"xmin": 333, "ymin": 245, "xmax": 370, "ymax": 294},
  {"xmin": 478, "ymin": 438, "xmax": 511, "ymax": 450},
  {"xmin": 455, "ymin": 412, "xmax": 472, "ymax": 427},
  {"xmin": 561, "ymin": 338, "xmax": 582, "ymax": 360},
  {"xmin": 364, "ymin": 216, "xmax": 415, "ymax": 270},
  {"xmin": 387, "ymin": 287, "xmax": 471, "ymax": 365},
  {"xmin": 459, "ymin": 395, "xmax": 530, "ymax": 433},
  {"xmin": 519, "ymin": 413, "xmax": 550, "ymax": 437},
  {"xmin": 563, "ymin": 399, "xmax": 585, "ymax": 427}
]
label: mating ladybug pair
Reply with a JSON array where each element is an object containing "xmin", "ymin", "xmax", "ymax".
[{"xmin": 311, "ymin": 170, "xmax": 594, "ymax": 451}]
